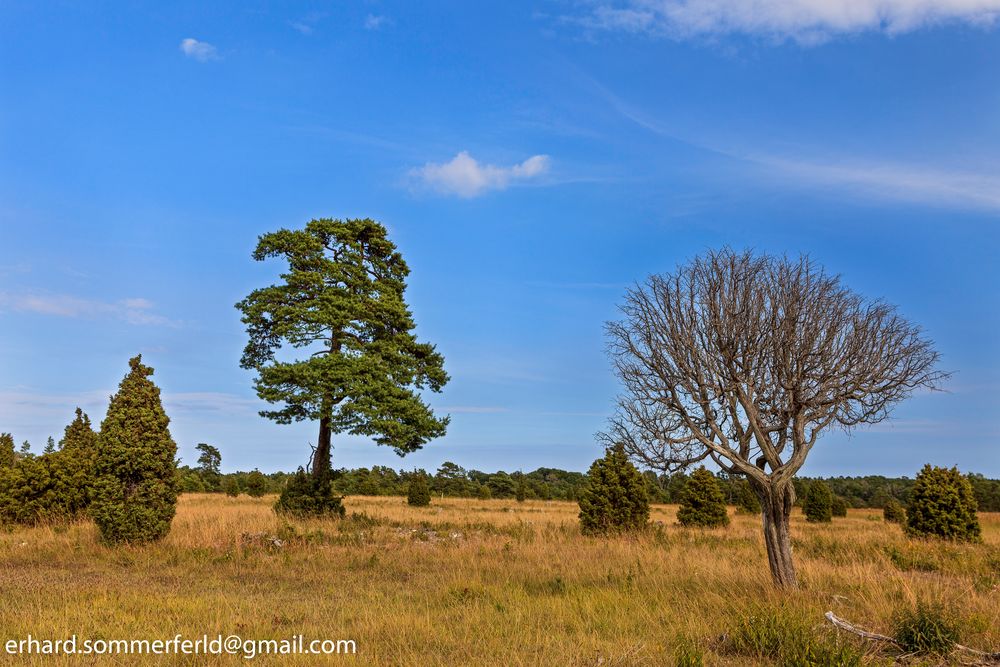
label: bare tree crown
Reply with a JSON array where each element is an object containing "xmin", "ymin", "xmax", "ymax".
[{"xmin": 603, "ymin": 248, "xmax": 947, "ymax": 485}]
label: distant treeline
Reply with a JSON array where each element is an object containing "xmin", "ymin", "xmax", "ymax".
[{"xmin": 177, "ymin": 461, "xmax": 1000, "ymax": 512}]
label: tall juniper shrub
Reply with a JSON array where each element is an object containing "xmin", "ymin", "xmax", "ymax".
[
  {"xmin": 677, "ymin": 466, "xmax": 729, "ymax": 528},
  {"xmin": 578, "ymin": 444, "xmax": 649, "ymax": 535},
  {"xmin": 91, "ymin": 356, "xmax": 178, "ymax": 544}
]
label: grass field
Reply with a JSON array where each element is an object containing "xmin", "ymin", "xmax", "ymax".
[{"xmin": 1, "ymin": 494, "xmax": 997, "ymax": 665}]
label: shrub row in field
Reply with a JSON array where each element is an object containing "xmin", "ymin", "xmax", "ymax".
[{"xmin": 0, "ymin": 356, "xmax": 178, "ymax": 544}]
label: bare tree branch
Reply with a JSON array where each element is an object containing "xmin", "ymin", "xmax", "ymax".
[{"xmin": 602, "ymin": 248, "xmax": 948, "ymax": 587}]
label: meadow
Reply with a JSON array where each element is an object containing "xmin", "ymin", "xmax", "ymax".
[{"xmin": 1, "ymin": 494, "xmax": 997, "ymax": 665}]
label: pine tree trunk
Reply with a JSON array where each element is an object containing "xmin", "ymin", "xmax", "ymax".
[
  {"xmin": 756, "ymin": 480, "xmax": 797, "ymax": 588},
  {"xmin": 311, "ymin": 414, "xmax": 331, "ymax": 477}
]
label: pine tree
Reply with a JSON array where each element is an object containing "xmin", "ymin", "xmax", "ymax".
[
  {"xmin": 91, "ymin": 355, "xmax": 178, "ymax": 544},
  {"xmin": 19, "ymin": 440, "xmax": 32, "ymax": 458},
  {"xmin": 245, "ymin": 470, "xmax": 268, "ymax": 497},
  {"xmin": 578, "ymin": 444, "xmax": 650, "ymax": 535},
  {"xmin": 735, "ymin": 479, "xmax": 762, "ymax": 515},
  {"xmin": 43, "ymin": 437, "xmax": 56, "ymax": 455},
  {"xmin": 677, "ymin": 466, "xmax": 730, "ymax": 528},
  {"xmin": 883, "ymin": 498, "xmax": 906, "ymax": 524},
  {"xmin": 905, "ymin": 464, "xmax": 981, "ymax": 542},
  {"xmin": 236, "ymin": 219, "xmax": 449, "ymax": 516},
  {"xmin": 803, "ymin": 481, "xmax": 833, "ymax": 523},
  {"xmin": 195, "ymin": 443, "xmax": 222, "ymax": 491},
  {"xmin": 407, "ymin": 471, "xmax": 431, "ymax": 507},
  {"xmin": 831, "ymin": 494, "xmax": 848, "ymax": 518}
]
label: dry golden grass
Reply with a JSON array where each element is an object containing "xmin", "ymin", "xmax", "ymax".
[{"xmin": 0, "ymin": 495, "xmax": 997, "ymax": 665}]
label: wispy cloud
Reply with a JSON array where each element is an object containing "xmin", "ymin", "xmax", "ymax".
[
  {"xmin": 179, "ymin": 37, "xmax": 218, "ymax": 62},
  {"xmin": 0, "ymin": 388, "xmax": 261, "ymax": 441},
  {"xmin": 589, "ymin": 77, "xmax": 1000, "ymax": 211},
  {"xmin": 0, "ymin": 291, "xmax": 179, "ymax": 326},
  {"xmin": 750, "ymin": 153, "xmax": 1000, "ymax": 210},
  {"xmin": 289, "ymin": 12, "xmax": 327, "ymax": 35},
  {"xmin": 365, "ymin": 14, "xmax": 389, "ymax": 30},
  {"xmin": 570, "ymin": 0, "xmax": 1000, "ymax": 44},
  {"xmin": 0, "ymin": 261, "xmax": 31, "ymax": 277},
  {"xmin": 409, "ymin": 151, "xmax": 551, "ymax": 198}
]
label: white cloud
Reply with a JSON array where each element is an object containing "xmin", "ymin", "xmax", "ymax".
[
  {"xmin": 365, "ymin": 14, "xmax": 388, "ymax": 30},
  {"xmin": 289, "ymin": 21, "xmax": 314, "ymax": 35},
  {"xmin": 574, "ymin": 0, "xmax": 1000, "ymax": 43},
  {"xmin": 0, "ymin": 291, "xmax": 179, "ymax": 326},
  {"xmin": 410, "ymin": 151, "xmax": 551, "ymax": 198},
  {"xmin": 179, "ymin": 37, "xmax": 218, "ymax": 61}
]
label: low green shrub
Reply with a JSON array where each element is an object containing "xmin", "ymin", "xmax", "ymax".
[
  {"xmin": 274, "ymin": 469, "xmax": 345, "ymax": 518},
  {"xmin": 883, "ymin": 499, "xmax": 906, "ymax": 524},
  {"xmin": 892, "ymin": 601, "xmax": 961, "ymax": 656},
  {"xmin": 905, "ymin": 464, "xmax": 981, "ymax": 542},
  {"xmin": 723, "ymin": 605, "xmax": 863, "ymax": 666},
  {"xmin": 222, "ymin": 477, "xmax": 241, "ymax": 497}
]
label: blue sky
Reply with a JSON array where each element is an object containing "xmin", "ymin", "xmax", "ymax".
[{"xmin": 1, "ymin": 1, "xmax": 998, "ymax": 477}]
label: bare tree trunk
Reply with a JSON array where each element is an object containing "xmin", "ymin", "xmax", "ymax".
[
  {"xmin": 311, "ymin": 413, "xmax": 332, "ymax": 477},
  {"xmin": 756, "ymin": 480, "xmax": 797, "ymax": 588}
]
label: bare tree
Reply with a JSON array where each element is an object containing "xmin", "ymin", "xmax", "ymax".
[{"xmin": 603, "ymin": 248, "xmax": 946, "ymax": 587}]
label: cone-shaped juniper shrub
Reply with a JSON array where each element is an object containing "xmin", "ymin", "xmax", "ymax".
[
  {"xmin": 48, "ymin": 408, "xmax": 99, "ymax": 520},
  {"xmin": 407, "ymin": 471, "xmax": 431, "ymax": 507},
  {"xmin": 831, "ymin": 494, "xmax": 849, "ymax": 518},
  {"xmin": 578, "ymin": 444, "xmax": 650, "ymax": 535},
  {"xmin": 677, "ymin": 466, "xmax": 730, "ymax": 528},
  {"xmin": 223, "ymin": 477, "xmax": 241, "ymax": 497},
  {"xmin": 803, "ymin": 481, "xmax": 833, "ymax": 523},
  {"xmin": 0, "ymin": 433, "xmax": 15, "ymax": 469},
  {"xmin": 905, "ymin": 464, "xmax": 981, "ymax": 542},
  {"xmin": 245, "ymin": 469, "xmax": 268, "ymax": 497},
  {"xmin": 91, "ymin": 355, "xmax": 178, "ymax": 544}
]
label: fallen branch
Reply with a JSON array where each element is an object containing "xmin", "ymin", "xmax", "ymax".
[
  {"xmin": 825, "ymin": 612, "xmax": 1000, "ymax": 663},
  {"xmin": 824, "ymin": 611, "xmax": 899, "ymax": 645}
]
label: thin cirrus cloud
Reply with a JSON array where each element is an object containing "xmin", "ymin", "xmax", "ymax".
[
  {"xmin": 590, "ymin": 79, "xmax": 1000, "ymax": 211},
  {"xmin": 179, "ymin": 37, "xmax": 218, "ymax": 61},
  {"xmin": 750, "ymin": 153, "xmax": 1000, "ymax": 210},
  {"xmin": 0, "ymin": 389, "xmax": 260, "ymax": 445},
  {"xmin": 572, "ymin": 0, "xmax": 1000, "ymax": 43},
  {"xmin": 409, "ymin": 151, "xmax": 551, "ymax": 198},
  {"xmin": 0, "ymin": 291, "xmax": 179, "ymax": 327}
]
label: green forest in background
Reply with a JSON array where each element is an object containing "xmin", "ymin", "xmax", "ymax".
[{"xmin": 177, "ymin": 460, "xmax": 1000, "ymax": 511}]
